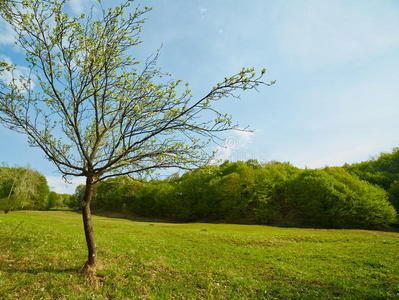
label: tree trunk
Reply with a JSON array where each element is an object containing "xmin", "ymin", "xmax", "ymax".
[{"xmin": 81, "ymin": 176, "xmax": 97, "ymax": 274}]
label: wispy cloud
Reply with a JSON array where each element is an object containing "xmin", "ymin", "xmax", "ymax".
[
  {"xmin": 67, "ymin": 0, "xmax": 99, "ymax": 15},
  {"xmin": 199, "ymin": 7, "xmax": 207, "ymax": 20},
  {"xmin": 0, "ymin": 19, "xmax": 15, "ymax": 45},
  {"xmin": 211, "ymin": 131, "xmax": 269, "ymax": 164},
  {"xmin": 68, "ymin": 0, "xmax": 85, "ymax": 15},
  {"xmin": 0, "ymin": 55, "xmax": 35, "ymax": 90}
]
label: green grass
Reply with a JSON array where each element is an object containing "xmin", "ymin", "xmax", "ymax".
[{"xmin": 1, "ymin": 211, "xmax": 399, "ymax": 299}]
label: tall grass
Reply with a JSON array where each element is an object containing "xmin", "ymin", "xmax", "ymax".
[{"xmin": 1, "ymin": 211, "xmax": 398, "ymax": 299}]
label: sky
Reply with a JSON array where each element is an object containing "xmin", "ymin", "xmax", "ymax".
[{"xmin": 1, "ymin": 0, "xmax": 399, "ymax": 194}]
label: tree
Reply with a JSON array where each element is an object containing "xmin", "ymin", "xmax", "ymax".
[
  {"xmin": 0, "ymin": 164, "xmax": 49, "ymax": 212},
  {"xmin": 47, "ymin": 191, "xmax": 58, "ymax": 210},
  {"xmin": 0, "ymin": 0, "xmax": 274, "ymax": 273}
]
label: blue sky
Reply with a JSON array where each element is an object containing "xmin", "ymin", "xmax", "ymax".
[{"xmin": 1, "ymin": 0, "xmax": 399, "ymax": 194}]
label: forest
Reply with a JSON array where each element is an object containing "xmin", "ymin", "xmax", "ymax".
[{"xmin": 1, "ymin": 148, "xmax": 399, "ymax": 230}]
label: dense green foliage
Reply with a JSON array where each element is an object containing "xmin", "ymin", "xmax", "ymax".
[
  {"xmin": 71, "ymin": 160, "xmax": 397, "ymax": 229},
  {"xmin": 283, "ymin": 167, "xmax": 396, "ymax": 229},
  {"xmin": 0, "ymin": 164, "xmax": 50, "ymax": 212},
  {"xmin": 3, "ymin": 148, "xmax": 399, "ymax": 230},
  {"xmin": 346, "ymin": 147, "xmax": 399, "ymax": 212},
  {"xmin": 1, "ymin": 211, "xmax": 399, "ymax": 299},
  {"xmin": 47, "ymin": 191, "xmax": 73, "ymax": 210},
  {"xmin": 0, "ymin": 165, "xmax": 71, "ymax": 212}
]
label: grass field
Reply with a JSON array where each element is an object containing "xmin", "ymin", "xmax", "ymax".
[{"xmin": 0, "ymin": 211, "xmax": 398, "ymax": 299}]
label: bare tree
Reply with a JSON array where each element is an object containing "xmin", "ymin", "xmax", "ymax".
[{"xmin": 0, "ymin": 0, "xmax": 274, "ymax": 273}]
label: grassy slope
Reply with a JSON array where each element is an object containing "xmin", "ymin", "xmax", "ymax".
[{"xmin": 0, "ymin": 211, "xmax": 398, "ymax": 299}]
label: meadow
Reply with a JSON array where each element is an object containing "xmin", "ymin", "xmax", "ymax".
[{"xmin": 0, "ymin": 211, "xmax": 398, "ymax": 299}]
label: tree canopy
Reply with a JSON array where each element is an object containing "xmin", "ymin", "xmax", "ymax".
[
  {"xmin": 77, "ymin": 160, "xmax": 397, "ymax": 229},
  {"xmin": 346, "ymin": 147, "xmax": 399, "ymax": 212},
  {"xmin": 0, "ymin": 164, "xmax": 50, "ymax": 212},
  {"xmin": 0, "ymin": 0, "xmax": 273, "ymax": 184},
  {"xmin": 0, "ymin": 0, "xmax": 274, "ymax": 273}
]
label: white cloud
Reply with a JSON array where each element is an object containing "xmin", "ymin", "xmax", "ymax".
[
  {"xmin": 211, "ymin": 131, "xmax": 257, "ymax": 163},
  {"xmin": 47, "ymin": 176, "xmax": 86, "ymax": 194},
  {"xmin": 199, "ymin": 7, "xmax": 207, "ymax": 20},
  {"xmin": 235, "ymin": 130, "xmax": 254, "ymax": 146},
  {"xmin": 65, "ymin": 0, "xmax": 99, "ymax": 15},
  {"xmin": 0, "ymin": 55, "xmax": 12, "ymax": 66},
  {"xmin": 0, "ymin": 19, "xmax": 15, "ymax": 45},
  {"xmin": 68, "ymin": 0, "xmax": 85, "ymax": 15},
  {"xmin": 212, "ymin": 145, "xmax": 232, "ymax": 164},
  {"xmin": 0, "ymin": 55, "xmax": 35, "ymax": 90}
]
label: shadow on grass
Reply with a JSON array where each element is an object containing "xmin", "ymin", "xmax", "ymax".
[
  {"xmin": 91, "ymin": 210, "xmax": 182, "ymax": 224},
  {"xmin": 3, "ymin": 265, "xmax": 80, "ymax": 274}
]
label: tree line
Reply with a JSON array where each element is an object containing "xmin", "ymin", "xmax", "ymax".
[
  {"xmin": 2, "ymin": 148, "xmax": 399, "ymax": 230},
  {"xmin": 0, "ymin": 164, "xmax": 71, "ymax": 212},
  {"xmin": 70, "ymin": 152, "xmax": 399, "ymax": 229}
]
